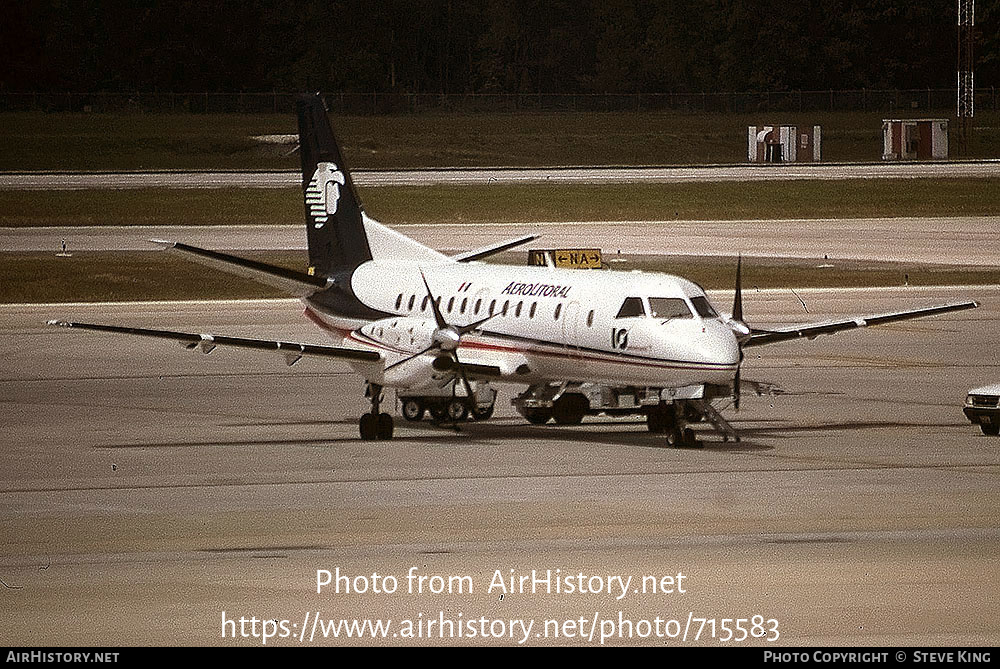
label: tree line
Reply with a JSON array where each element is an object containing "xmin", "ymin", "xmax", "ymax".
[{"xmin": 2, "ymin": 1, "xmax": 996, "ymax": 96}]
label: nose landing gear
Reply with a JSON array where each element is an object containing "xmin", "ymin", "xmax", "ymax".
[
  {"xmin": 646, "ymin": 402, "xmax": 704, "ymax": 448},
  {"xmin": 359, "ymin": 382, "xmax": 394, "ymax": 440}
]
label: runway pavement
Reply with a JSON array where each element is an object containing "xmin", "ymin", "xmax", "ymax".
[
  {"xmin": 5, "ymin": 216, "xmax": 1000, "ymax": 267},
  {"xmin": 1, "ymin": 285, "xmax": 997, "ymax": 645},
  {"xmin": 2, "ymin": 160, "xmax": 999, "ymax": 190}
]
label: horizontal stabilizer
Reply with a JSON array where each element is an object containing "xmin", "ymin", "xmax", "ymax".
[
  {"xmin": 151, "ymin": 239, "xmax": 330, "ymax": 297},
  {"xmin": 47, "ymin": 320, "xmax": 381, "ymax": 364},
  {"xmin": 744, "ymin": 300, "xmax": 979, "ymax": 348},
  {"xmin": 452, "ymin": 234, "xmax": 540, "ymax": 263}
]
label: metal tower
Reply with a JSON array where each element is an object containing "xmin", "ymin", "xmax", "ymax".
[{"xmin": 958, "ymin": 0, "xmax": 975, "ymax": 153}]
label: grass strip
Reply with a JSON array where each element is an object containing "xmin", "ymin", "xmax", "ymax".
[
  {"xmin": 2, "ymin": 178, "xmax": 999, "ymax": 228},
  {"xmin": 2, "ymin": 110, "xmax": 999, "ymax": 170},
  {"xmin": 2, "ymin": 251, "xmax": 307, "ymax": 303}
]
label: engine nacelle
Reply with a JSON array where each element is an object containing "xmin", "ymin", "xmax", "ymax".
[
  {"xmin": 354, "ymin": 317, "xmax": 454, "ymax": 388},
  {"xmin": 357, "ymin": 316, "xmax": 437, "ymax": 354},
  {"xmin": 383, "ymin": 354, "xmax": 454, "ymax": 388}
]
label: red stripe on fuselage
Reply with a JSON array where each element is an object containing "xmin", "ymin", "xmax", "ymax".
[
  {"xmin": 304, "ymin": 305, "xmax": 734, "ymax": 373},
  {"xmin": 304, "ymin": 306, "xmax": 354, "ymax": 338},
  {"xmin": 458, "ymin": 338, "xmax": 733, "ymax": 372}
]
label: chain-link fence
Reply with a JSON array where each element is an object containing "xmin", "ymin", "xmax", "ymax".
[{"xmin": 1, "ymin": 89, "xmax": 998, "ymax": 115}]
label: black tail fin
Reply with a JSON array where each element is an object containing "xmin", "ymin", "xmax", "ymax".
[{"xmin": 296, "ymin": 93, "xmax": 373, "ymax": 277}]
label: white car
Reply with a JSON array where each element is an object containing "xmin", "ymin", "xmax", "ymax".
[{"xmin": 964, "ymin": 384, "xmax": 1000, "ymax": 436}]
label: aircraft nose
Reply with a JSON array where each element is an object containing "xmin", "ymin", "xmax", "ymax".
[{"xmin": 695, "ymin": 320, "xmax": 740, "ymax": 367}]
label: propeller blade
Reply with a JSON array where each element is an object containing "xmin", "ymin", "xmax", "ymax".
[
  {"xmin": 732, "ymin": 253, "xmax": 744, "ymax": 324},
  {"xmin": 384, "ymin": 344, "xmax": 437, "ymax": 371},
  {"xmin": 728, "ymin": 254, "xmax": 752, "ymax": 343},
  {"xmin": 450, "ymin": 350, "xmax": 476, "ymax": 401},
  {"xmin": 732, "ymin": 255, "xmax": 746, "ymax": 410},
  {"xmin": 414, "ymin": 272, "xmax": 485, "ymax": 403},
  {"xmin": 420, "ymin": 271, "xmax": 449, "ymax": 331},
  {"xmin": 456, "ymin": 313, "xmax": 497, "ymax": 336},
  {"xmin": 734, "ymin": 350, "xmax": 743, "ymax": 410}
]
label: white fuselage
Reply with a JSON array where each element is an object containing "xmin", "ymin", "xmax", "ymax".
[{"xmin": 306, "ymin": 259, "xmax": 741, "ymax": 391}]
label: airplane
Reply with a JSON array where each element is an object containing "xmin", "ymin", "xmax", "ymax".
[{"xmin": 49, "ymin": 93, "xmax": 979, "ymax": 446}]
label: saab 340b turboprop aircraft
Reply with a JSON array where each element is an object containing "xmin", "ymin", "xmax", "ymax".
[{"xmin": 50, "ymin": 94, "xmax": 979, "ymax": 445}]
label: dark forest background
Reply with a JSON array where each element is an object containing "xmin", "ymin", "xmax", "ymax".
[{"xmin": 2, "ymin": 0, "xmax": 997, "ymax": 95}]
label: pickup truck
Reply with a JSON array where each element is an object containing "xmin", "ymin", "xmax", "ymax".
[{"xmin": 964, "ymin": 384, "xmax": 1000, "ymax": 435}]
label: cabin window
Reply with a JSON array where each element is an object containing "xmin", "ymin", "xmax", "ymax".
[
  {"xmin": 461, "ymin": 297, "xmax": 468, "ymax": 314},
  {"xmin": 421, "ymin": 296, "xmax": 429, "ymax": 311},
  {"xmin": 395, "ymin": 293, "xmax": 403, "ymax": 310},
  {"xmin": 690, "ymin": 296, "xmax": 719, "ymax": 318},
  {"xmin": 529, "ymin": 302, "xmax": 537, "ymax": 318},
  {"xmin": 649, "ymin": 297, "xmax": 692, "ymax": 319},
  {"xmin": 615, "ymin": 297, "xmax": 645, "ymax": 318},
  {"xmin": 474, "ymin": 299, "xmax": 482, "ymax": 314},
  {"xmin": 489, "ymin": 299, "xmax": 496, "ymax": 315},
  {"xmin": 407, "ymin": 294, "xmax": 415, "ymax": 310},
  {"xmin": 447, "ymin": 296, "xmax": 455, "ymax": 313},
  {"xmin": 502, "ymin": 300, "xmax": 509, "ymax": 316},
  {"xmin": 587, "ymin": 310, "xmax": 594, "ymax": 327},
  {"xmin": 554, "ymin": 304, "xmax": 562, "ymax": 320},
  {"xmin": 515, "ymin": 301, "xmax": 523, "ymax": 318}
]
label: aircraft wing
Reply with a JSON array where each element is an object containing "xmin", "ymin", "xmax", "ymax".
[
  {"xmin": 742, "ymin": 300, "xmax": 979, "ymax": 349},
  {"xmin": 150, "ymin": 239, "xmax": 331, "ymax": 297},
  {"xmin": 451, "ymin": 234, "xmax": 539, "ymax": 263},
  {"xmin": 46, "ymin": 320, "xmax": 381, "ymax": 366}
]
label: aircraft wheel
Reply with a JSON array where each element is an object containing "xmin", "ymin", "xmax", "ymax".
[
  {"xmin": 649, "ymin": 403, "xmax": 677, "ymax": 434},
  {"xmin": 446, "ymin": 399, "xmax": 469, "ymax": 422},
  {"xmin": 552, "ymin": 394, "xmax": 587, "ymax": 425},
  {"xmin": 472, "ymin": 403, "xmax": 495, "ymax": 421},
  {"xmin": 376, "ymin": 412, "xmax": 394, "ymax": 440},
  {"xmin": 666, "ymin": 428, "xmax": 684, "ymax": 448},
  {"xmin": 428, "ymin": 403, "xmax": 448, "ymax": 423},
  {"xmin": 401, "ymin": 399, "xmax": 425, "ymax": 422},
  {"xmin": 359, "ymin": 412, "xmax": 378, "ymax": 441},
  {"xmin": 981, "ymin": 424, "xmax": 1000, "ymax": 436},
  {"xmin": 523, "ymin": 408, "xmax": 552, "ymax": 425},
  {"xmin": 683, "ymin": 427, "xmax": 701, "ymax": 448}
]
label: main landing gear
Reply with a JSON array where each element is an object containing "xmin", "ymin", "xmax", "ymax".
[
  {"xmin": 359, "ymin": 382, "xmax": 394, "ymax": 441},
  {"xmin": 646, "ymin": 402, "xmax": 701, "ymax": 448}
]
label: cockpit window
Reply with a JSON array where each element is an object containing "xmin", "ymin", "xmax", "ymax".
[
  {"xmin": 615, "ymin": 297, "xmax": 645, "ymax": 318},
  {"xmin": 690, "ymin": 296, "xmax": 719, "ymax": 318},
  {"xmin": 649, "ymin": 297, "xmax": 693, "ymax": 319}
]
